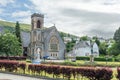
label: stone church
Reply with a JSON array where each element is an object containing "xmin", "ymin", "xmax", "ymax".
[{"xmin": 27, "ymin": 13, "xmax": 66, "ymax": 60}]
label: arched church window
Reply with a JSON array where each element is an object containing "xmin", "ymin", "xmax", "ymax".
[
  {"xmin": 37, "ymin": 20, "xmax": 41, "ymax": 28},
  {"xmin": 49, "ymin": 36, "xmax": 59, "ymax": 51}
]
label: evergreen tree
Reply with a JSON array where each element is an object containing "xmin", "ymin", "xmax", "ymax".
[
  {"xmin": 114, "ymin": 27, "xmax": 120, "ymax": 43},
  {"xmin": 95, "ymin": 38, "xmax": 100, "ymax": 46},
  {"xmin": 111, "ymin": 27, "xmax": 120, "ymax": 56},
  {"xmin": 15, "ymin": 21, "xmax": 21, "ymax": 44}
]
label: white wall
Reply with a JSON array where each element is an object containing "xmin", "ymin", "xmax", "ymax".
[
  {"xmin": 93, "ymin": 43, "xmax": 99, "ymax": 56},
  {"xmin": 74, "ymin": 47, "xmax": 91, "ymax": 56}
]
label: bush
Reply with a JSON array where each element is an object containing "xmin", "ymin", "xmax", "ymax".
[
  {"xmin": 115, "ymin": 55, "xmax": 120, "ymax": 62},
  {"xmin": 27, "ymin": 64, "xmax": 113, "ymax": 80},
  {"xmin": 18, "ymin": 63, "xmax": 26, "ymax": 73},
  {"xmin": 0, "ymin": 56, "xmax": 26, "ymax": 60},
  {"xmin": 117, "ymin": 67, "xmax": 120, "ymax": 80},
  {"xmin": 94, "ymin": 57, "xmax": 113, "ymax": 62},
  {"xmin": 0, "ymin": 60, "xmax": 18, "ymax": 72},
  {"xmin": 76, "ymin": 56, "xmax": 89, "ymax": 60}
]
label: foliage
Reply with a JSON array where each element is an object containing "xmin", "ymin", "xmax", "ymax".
[
  {"xmin": 15, "ymin": 21, "xmax": 21, "ymax": 44},
  {"xmin": 0, "ymin": 56, "xmax": 26, "ymax": 60},
  {"xmin": 76, "ymin": 56, "xmax": 90, "ymax": 60},
  {"xmin": 19, "ymin": 63, "xmax": 26, "ymax": 73},
  {"xmin": 0, "ymin": 60, "xmax": 18, "ymax": 72},
  {"xmin": 107, "ymin": 42, "xmax": 120, "ymax": 56},
  {"xmin": 66, "ymin": 40, "xmax": 76, "ymax": 52},
  {"xmin": 28, "ymin": 64, "xmax": 113, "ymax": 80},
  {"xmin": 80, "ymin": 36, "xmax": 89, "ymax": 41},
  {"xmin": 95, "ymin": 38, "xmax": 100, "ymax": 46},
  {"xmin": 94, "ymin": 57, "xmax": 113, "ymax": 62},
  {"xmin": 115, "ymin": 54, "xmax": 120, "ymax": 62},
  {"xmin": 0, "ymin": 32, "xmax": 22, "ymax": 57},
  {"xmin": 114, "ymin": 27, "xmax": 120, "ymax": 43},
  {"xmin": 117, "ymin": 67, "xmax": 120, "ymax": 80},
  {"xmin": 99, "ymin": 42, "xmax": 108, "ymax": 55}
]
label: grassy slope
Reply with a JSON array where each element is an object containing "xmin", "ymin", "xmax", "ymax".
[
  {"xmin": 0, "ymin": 20, "xmax": 30, "ymax": 32},
  {"xmin": 0, "ymin": 20, "xmax": 78, "ymax": 38}
]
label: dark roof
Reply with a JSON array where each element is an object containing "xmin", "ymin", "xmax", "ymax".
[
  {"xmin": 21, "ymin": 26, "xmax": 56, "ymax": 47},
  {"xmin": 21, "ymin": 31, "xmax": 30, "ymax": 47},
  {"xmin": 74, "ymin": 41, "xmax": 91, "ymax": 48},
  {"xmin": 43, "ymin": 26, "xmax": 56, "ymax": 39}
]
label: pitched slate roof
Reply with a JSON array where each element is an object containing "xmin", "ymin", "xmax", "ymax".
[
  {"xmin": 21, "ymin": 26, "xmax": 56, "ymax": 47},
  {"xmin": 74, "ymin": 41, "xmax": 90, "ymax": 48},
  {"xmin": 21, "ymin": 31, "xmax": 30, "ymax": 47}
]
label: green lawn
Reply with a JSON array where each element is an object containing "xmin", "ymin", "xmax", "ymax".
[{"xmin": 75, "ymin": 60, "xmax": 120, "ymax": 67}]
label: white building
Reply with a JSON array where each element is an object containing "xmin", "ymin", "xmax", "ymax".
[
  {"xmin": 73, "ymin": 41, "xmax": 99, "ymax": 57},
  {"xmin": 63, "ymin": 37, "xmax": 72, "ymax": 44}
]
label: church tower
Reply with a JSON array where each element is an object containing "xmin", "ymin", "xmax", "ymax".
[
  {"xmin": 30, "ymin": 13, "xmax": 44, "ymax": 61},
  {"xmin": 31, "ymin": 13, "xmax": 44, "ymax": 30}
]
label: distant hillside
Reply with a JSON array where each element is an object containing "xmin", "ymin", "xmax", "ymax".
[
  {"xmin": 0, "ymin": 20, "xmax": 30, "ymax": 32},
  {"xmin": 0, "ymin": 20, "xmax": 79, "ymax": 39}
]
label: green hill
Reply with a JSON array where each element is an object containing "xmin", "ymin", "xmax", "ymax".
[
  {"xmin": 0, "ymin": 20, "xmax": 30, "ymax": 32},
  {"xmin": 0, "ymin": 20, "xmax": 79, "ymax": 39}
]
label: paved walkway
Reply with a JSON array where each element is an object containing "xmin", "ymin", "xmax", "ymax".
[{"xmin": 0, "ymin": 73, "xmax": 43, "ymax": 80}]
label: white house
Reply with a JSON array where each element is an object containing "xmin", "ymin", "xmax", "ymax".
[
  {"xmin": 63, "ymin": 37, "xmax": 72, "ymax": 44},
  {"xmin": 73, "ymin": 41, "xmax": 99, "ymax": 57}
]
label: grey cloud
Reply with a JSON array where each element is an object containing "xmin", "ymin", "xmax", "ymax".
[
  {"xmin": 57, "ymin": 8, "xmax": 120, "ymax": 38},
  {"xmin": 61, "ymin": 8, "xmax": 120, "ymax": 24}
]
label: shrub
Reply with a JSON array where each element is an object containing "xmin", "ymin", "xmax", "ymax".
[
  {"xmin": 0, "ymin": 60, "xmax": 18, "ymax": 72},
  {"xmin": 115, "ymin": 55, "xmax": 120, "ymax": 62},
  {"xmin": 18, "ymin": 62, "xmax": 26, "ymax": 73},
  {"xmin": 94, "ymin": 57, "xmax": 113, "ymax": 61},
  {"xmin": 76, "ymin": 56, "xmax": 89, "ymax": 60},
  {"xmin": 0, "ymin": 56, "xmax": 26, "ymax": 60},
  {"xmin": 117, "ymin": 67, "xmax": 120, "ymax": 80}
]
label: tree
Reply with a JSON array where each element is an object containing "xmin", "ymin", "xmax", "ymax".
[
  {"xmin": 80, "ymin": 36, "xmax": 89, "ymax": 41},
  {"xmin": 99, "ymin": 42, "xmax": 108, "ymax": 55},
  {"xmin": 66, "ymin": 41, "xmax": 75, "ymax": 52},
  {"xmin": 15, "ymin": 21, "xmax": 21, "ymax": 44},
  {"xmin": 107, "ymin": 42, "xmax": 120, "ymax": 56},
  {"xmin": 114, "ymin": 27, "xmax": 120, "ymax": 43},
  {"xmin": 95, "ymin": 38, "xmax": 100, "ymax": 46},
  {"xmin": 0, "ymin": 32, "xmax": 22, "ymax": 57},
  {"xmin": 112, "ymin": 27, "xmax": 120, "ymax": 56}
]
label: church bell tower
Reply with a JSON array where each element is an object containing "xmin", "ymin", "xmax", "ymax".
[
  {"xmin": 30, "ymin": 13, "xmax": 44, "ymax": 61},
  {"xmin": 31, "ymin": 13, "xmax": 44, "ymax": 30}
]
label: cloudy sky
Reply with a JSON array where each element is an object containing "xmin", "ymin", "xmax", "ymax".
[{"xmin": 0, "ymin": 0, "xmax": 120, "ymax": 38}]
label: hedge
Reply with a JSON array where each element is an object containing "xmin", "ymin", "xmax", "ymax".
[
  {"xmin": 76, "ymin": 56, "xmax": 90, "ymax": 60},
  {"xmin": 76, "ymin": 56, "xmax": 113, "ymax": 62},
  {"xmin": 0, "ymin": 60, "xmax": 113, "ymax": 80},
  {"xmin": 94, "ymin": 57, "xmax": 113, "ymax": 62},
  {"xmin": 0, "ymin": 56, "xmax": 26, "ymax": 60}
]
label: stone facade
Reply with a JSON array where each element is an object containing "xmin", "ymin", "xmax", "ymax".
[{"xmin": 28, "ymin": 13, "xmax": 66, "ymax": 60}]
